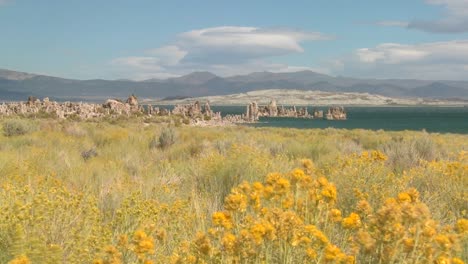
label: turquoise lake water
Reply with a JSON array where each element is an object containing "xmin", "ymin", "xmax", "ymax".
[{"xmin": 210, "ymin": 106, "xmax": 468, "ymax": 134}]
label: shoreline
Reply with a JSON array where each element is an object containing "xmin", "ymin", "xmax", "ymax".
[{"xmin": 150, "ymin": 103, "xmax": 468, "ymax": 107}]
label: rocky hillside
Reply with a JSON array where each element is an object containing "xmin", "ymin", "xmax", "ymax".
[
  {"xmin": 151, "ymin": 89, "xmax": 468, "ymax": 106},
  {"xmin": 1, "ymin": 69, "xmax": 468, "ymax": 101}
]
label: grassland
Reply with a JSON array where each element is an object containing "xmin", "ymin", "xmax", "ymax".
[{"xmin": 0, "ymin": 117, "xmax": 466, "ymax": 263}]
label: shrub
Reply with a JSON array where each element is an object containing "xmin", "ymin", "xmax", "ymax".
[
  {"xmin": 383, "ymin": 134, "xmax": 439, "ymax": 171},
  {"xmin": 63, "ymin": 123, "xmax": 87, "ymax": 137},
  {"xmin": 81, "ymin": 148, "xmax": 98, "ymax": 161},
  {"xmin": 158, "ymin": 127, "xmax": 176, "ymax": 150},
  {"xmin": 2, "ymin": 119, "xmax": 37, "ymax": 137}
]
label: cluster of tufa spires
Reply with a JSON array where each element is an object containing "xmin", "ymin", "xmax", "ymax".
[
  {"xmin": 0, "ymin": 96, "xmax": 346, "ymax": 123},
  {"xmin": 244, "ymin": 100, "xmax": 346, "ymax": 121}
]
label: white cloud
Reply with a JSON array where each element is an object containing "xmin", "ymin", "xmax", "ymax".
[
  {"xmin": 111, "ymin": 26, "xmax": 331, "ymax": 80},
  {"xmin": 378, "ymin": 0, "xmax": 468, "ymax": 33},
  {"xmin": 355, "ymin": 41, "xmax": 468, "ymax": 64},
  {"xmin": 146, "ymin": 45, "xmax": 187, "ymax": 66},
  {"xmin": 332, "ymin": 40, "xmax": 468, "ymax": 80},
  {"xmin": 177, "ymin": 26, "xmax": 328, "ymax": 60},
  {"xmin": 356, "ymin": 43, "xmax": 430, "ymax": 64}
]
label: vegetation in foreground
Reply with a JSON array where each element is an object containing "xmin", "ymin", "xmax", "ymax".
[{"xmin": 0, "ymin": 117, "xmax": 466, "ymax": 263}]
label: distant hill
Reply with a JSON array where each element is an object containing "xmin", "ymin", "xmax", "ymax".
[
  {"xmin": 152, "ymin": 89, "xmax": 468, "ymax": 106},
  {"xmin": 1, "ymin": 68, "xmax": 468, "ymax": 102}
]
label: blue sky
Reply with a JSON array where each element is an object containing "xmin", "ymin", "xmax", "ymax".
[{"xmin": 1, "ymin": 0, "xmax": 468, "ymax": 80}]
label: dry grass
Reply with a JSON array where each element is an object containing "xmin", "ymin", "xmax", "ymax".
[{"xmin": 0, "ymin": 117, "xmax": 466, "ymax": 263}]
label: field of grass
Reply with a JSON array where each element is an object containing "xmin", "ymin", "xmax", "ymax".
[{"xmin": 0, "ymin": 117, "xmax": 466, "ymax": 263}]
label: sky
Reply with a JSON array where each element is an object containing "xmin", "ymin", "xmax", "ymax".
[{"xmin": 1, "ymin": 0, "xmax": 468, "ymax": 80}]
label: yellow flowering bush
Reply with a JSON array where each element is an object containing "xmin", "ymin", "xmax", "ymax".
[
  {"xmin": 0, "ymin": 119, "xmax": 466, "ymax": 263},
  {"xmin": 177, "ymin": 161, "xmax": 355, "ymax": 263},
  {"xmin": 347, "ymin": 189, "xmax": 467, "ymax": 263}
]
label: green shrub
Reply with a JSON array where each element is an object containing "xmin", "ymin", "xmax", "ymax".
[
  {"xmin": 2, "ymin": 119, "xmax": 37, "ymax": 137},
  {"xmin": 382, "ymin": 134, "xmax": 439, "ymax": 171},
  {"xmin": 158, "ymin": 127, "xmax": 176, "ymax": 150}
]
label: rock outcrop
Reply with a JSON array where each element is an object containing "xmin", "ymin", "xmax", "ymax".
[
  {"xmin": 243, "ymin": 100, "xmax": 346, "ymax": 121},
  {"xmin": 245, "ymin": 102, "xmax": 259, "ymax": 122},
  {"xmin": 313, "ymin": 109, "xmax": 324, "ymax": 118},
  {"xmin": 248, "ymin": 100, "xmax": 312, "ymax": 119},
  {"xmin": 0, "ymin": 96, "xmax": 347, "ymax": 125},
  {"xmin": 325, "ymin": 106, "xmax": 347, "ymax": 120},
  {"xmin": 170, "ymin": 101, "xmax": 222, "ymax": 123}
]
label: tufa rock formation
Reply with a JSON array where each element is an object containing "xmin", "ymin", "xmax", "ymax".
[
  {"xmin": 170, "ymin": 101, "xmax": 222, "ymax": 122},
  {"xmin": 325, "ymin": 106, "xmax": 347, "ymax": 120},
  {"xmin": 0, "ymin": 96, "xmax": 347, "ymax": 124},
  {"xmin": 243, "ymin": 100, "xmax": 346, "ymax": 121}
]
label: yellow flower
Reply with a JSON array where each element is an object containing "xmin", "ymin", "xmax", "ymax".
[
  {"xmin": 344, "ymin": 256, "xmax": 356, "ymax": 264},
  {"xmin": 434, "ymin": 234, "xmax": 452, "ymax": 250},
  {"xmin": 405, "ymin": 188, "xmax": 420, "ymax": 202},
  {"xmin": 212, "ymin": 211, "xmax": 233, "ymax": 229},
  {"xmin": 221, "ymin": 233, "xmax": 237, "ymax": 253},
  {"xmin": 306, "ymin": 247, "xmax": 317, "ymax": 259},
  {"xmin": 317, "ymin": 177, "xmax": 329, "ymax": 187},
  {"xmin": 118, "ymin": 235, "xmax": 128, "ymax": 247},
  {"xmin": 356, "ymin": 200, "xmax": 372, "ymax": 216},
  {"xmin": 156, "ymin": 228, "xmax": 167, "ymax": 242},
  {"xmin": 250, "ymin": 223, "xmax": 267, "ymax": 244},
  {"xmin": 436, "ymin": 256, "xmax": 451, "ymax": 264},
  {"xmin": 186, "ymin": 255, "xmax": 197, "ymax": 264},
  {"xmin": 423, "ymin": 220, "xmax": 437, "ymax": 237},
  {"xmin": 456, "ymin": 218, "xmax": 468, "ymax": 234},
  {"xmin": 452, "ymin": 257, "xmax": 465, "ymax": 264},
  {"xmin": 9, "ymin": 256, "xmax": 31, "ymax": 264},
  {"xmin": 324, "ymin": 244, "xmax": 342, "ymax": 261},
  {"xmin": 282, "ymin": 195, "xmax": 294, "ymax": 209},
  {"xmin": 329, "ymin": 209, "xmax": 342, "ymax": 222},
  {"xmin": 194, "ymin": 232, "xmax": 211, "ymax": 255},
  {"xmin": 403, "ymin": 238, "xmax": 414, "ymax": 253},
  {"xmin": 170, "ymin": 254, "xmax": 181, "ymax": 264},
  {"xmin": 138, "ymin": 240, "xmax": 154, "ymax": 253},
  {"xmin": 304, "ymin": 225, "xmax": 329, "ymax": 246},
  {"xmin": 224, "ymin": 192, "xmax": 248, "ymax": 212},
  {"xmin": 276, "ymin": 177, "xmax": 291, "ymax": 194},
  {"xmin": 263, "ymin": 186, "xmax": 274, "ymax": 199},
  {"xmin": 132, "ymin": 230, "xmax": 155, "ymax": 256},
  {"xmin": 321, "ymin": 183, "xmax": 337, "ymax": 202},
  {"xmin": 301, "ymin": 159, "xmax": 315, "ymax": 172},
  {"xmin": 291, "ymin": 168, "xmax": 306, "ymax": 182},
  {"xmin": 134, "ymin": 230, "xmax": 148, "ymax": 241},
  {"xmin": 252, "ymin": 182, "xmax": 264, "ymax": 191},
  {"xmin": 356, "ymin": 230, "xmax": 375, "ymax": 253},
  {"xmin": 397, "ymin": 192, "xmax": 411, "ymax": 203},
  {"xmin": 342, "ymin": 213, "xmax": 361, "ymax": 230},
  {"xmin": 208, "ymin": 228, "xmax": 218, "ymax": 237},
  {"xmin": 371, "ymin": 150, "xmax": 387, "ymax": 161}
]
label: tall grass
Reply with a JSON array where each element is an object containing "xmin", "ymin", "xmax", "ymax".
[{"xmin": 0, "ymin": 118, "xmax": 466, "ymax": 263}]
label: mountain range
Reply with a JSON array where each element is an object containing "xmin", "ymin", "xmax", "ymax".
[{"xmin": 1, "ymin": 68, "xmax": 468, "ymax": 102}]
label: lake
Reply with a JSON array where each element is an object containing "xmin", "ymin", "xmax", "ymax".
[{"xmin": 210, "ymin": 106, "xmax": 468, "ymax": 134}]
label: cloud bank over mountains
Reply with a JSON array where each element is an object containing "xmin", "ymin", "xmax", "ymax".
[
  {"xmin": 111, "ymin": 26, "xmax": 331, "ymax": 80},
  {"xmin": 2, "ymin": 1, "xmax": 468, "ymax": 81},
  {"xmin": 112, "ymin": 25, "xmax": 468, "ymax": 81},
  {"xmin": 110, "ymin": 0, "xmax": 468, "ymax": 81},
  {"xmin": 334, "ymin": 40, "xmax": 468, "ymax": 80}
]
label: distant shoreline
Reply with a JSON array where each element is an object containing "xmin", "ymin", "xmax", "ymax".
[
  {"xmin": 150, "ymin": 102, "xmax": 468, "ymax": 107},
  {"xmin": 143, "ymin": 89, "xmax": 468, "ymax": 107}
]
